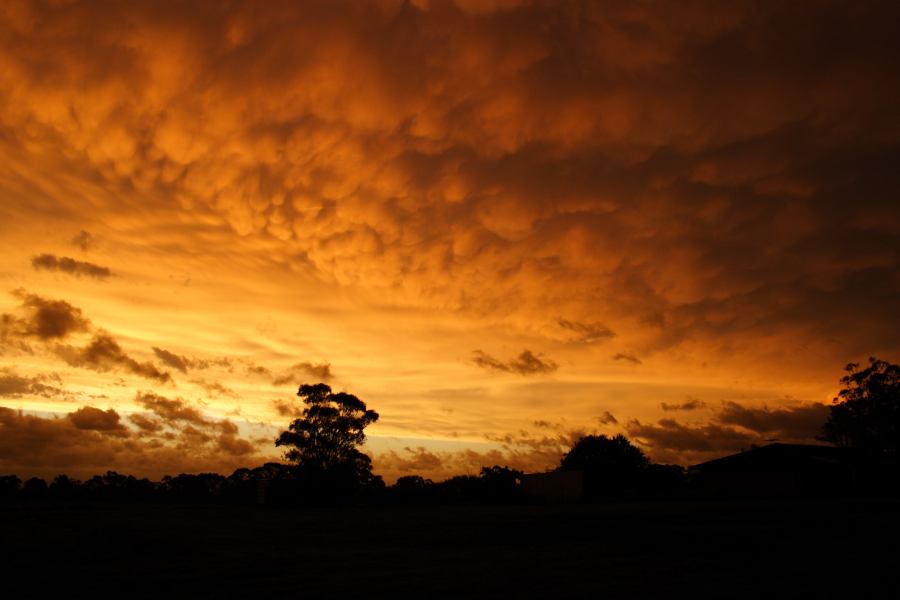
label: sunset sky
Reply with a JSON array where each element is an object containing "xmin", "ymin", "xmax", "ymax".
[{"xmin": 2, "ymin": 0, "xmax": 899, "ymax": 482}]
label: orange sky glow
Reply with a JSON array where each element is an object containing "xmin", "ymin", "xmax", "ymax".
[{"xmin": 2, "ymin": 0, "xmax": 899, "ymax": 482}]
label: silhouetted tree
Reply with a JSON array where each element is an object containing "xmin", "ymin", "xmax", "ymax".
[
  {"xmin": 479, "ymin": 465, "xmax": 523, "ymax": 502},
  {"xmin": 22, "ymin": 477, "xmax": 48, "ymax": 502},
  {"xmin": 560, "ymin": 434, "xmax": 649, "ymax": 499},
  {"xmin": 49, "ymin": 474, "xmax": 81, "ymax": 502},
  {"xmin": 822, "ymin": 357, "xmax": 900, "ymax": 457},
  {"xmin": 223, "ymin": 467, "xmax": 257, "ymax": 503},
  {"xmin": 84, "ymin": 471, "xmax": 155, "ymax": 503},
  {"xmin": 389, "ymin": 475, "xmax": 436, "ymax": 505},
  {"xmin": 160, "ymin": 473, "xmax": 226, "ymax": 503},
  {"xmin": 0, "ymin": 475, "xmax": 21, "ymax": 502},
  {"xmin": 275, "ymin": 383, "xmax": 381, "ymax": 502},
  {"xmin": 435, "ymin": 474, "xmax": 482, "ymax": 503}
]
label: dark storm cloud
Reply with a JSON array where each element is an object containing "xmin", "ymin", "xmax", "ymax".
[
  {"xmin": 2, "ymin": 292, "xmax": 174, "ymax": 384},
  {"xmin": 385, "ymin": 446, "xmax": 444, "ymax": 472},
  {"xmin": 272, "ymin": 399, "xmax": 302, "ymax": 418},
  {"xmin": 7, "ymin": 290, "xmax": 90, "ymax": 340},
  {"xmin": 151, "ymin": 348, "xmax": 231, "ymax": 373},
  {"xmin": 472, "ymin": 349, "xmax": 558, "ymax": 375},
  {"xmin": 68, "ymin": 406, "xmax": 125, "ymax": 432},
  {"xmin": 216, "ymin": 434, "xmax": 255, "ymax": 457},
  {"xmin": 152, "ymin": 347, "xmax": 191, "ymax": 373},
  {"xmin": 0, "ymin": 405, "xmax": 261, "ymax": 479},
  {"xmin": 133, "ymin": 391, "xmax": 256, "ymax": 457},
  {"xmin": 57, "ymin": 333, "xmax": 173, "ymax": 383},
  {"xmin": 0, "ymin": 406, "xmax": 129, "ymax": 477},
  {"xmin": 31, "ymin": 254, "xmax": 112, "ymax": 279},
  {"xmin": 627, "ymin": 418, "xmax": 755, "ymax": 454},
  {"xmin": 717, "ymin": 401, "xmax": 830, "ymax": 439},
  {"xmin": 628, "ymin": 400, "xmax": 832, "ymax": 463},
  {"xmin": 150, "ymin": 346, "xmax": 223, "ymax": 374},
  {"xmin": 135, "ymin": 391, "xmax": 210, "ymax": 427},
  {"xmin": 0, "ymin": 368, "xmax": 64, "ymax": 398},
  {"xmin": 128, "ymin": 413, "xmax": 163, "ymax": 433}
]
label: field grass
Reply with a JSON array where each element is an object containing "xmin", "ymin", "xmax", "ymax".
[{"xmin": 3, "ymin": 498, "xmax": 898, "ymax": 598}]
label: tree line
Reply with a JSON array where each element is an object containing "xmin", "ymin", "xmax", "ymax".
[{"xmin": 1, "ymin": 357, "xmax": 898, "ymax": 506}]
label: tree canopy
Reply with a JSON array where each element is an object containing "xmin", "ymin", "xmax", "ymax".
[
  {"xmin": 560, "ymin": 434, "xmax": 649, "ymax": 472},
  {"xmin": 822, "ymin": 357, "xmax": 900, "ymax": 456},
  {"xmin": 560, "ymin": 434, "xmax": 649, "ymax": 499},
  {"xmin": 275, "ymin": 383, "xmax": 381, "ymax": 497}
]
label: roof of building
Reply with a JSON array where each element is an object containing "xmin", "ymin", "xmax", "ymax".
[{"xmin": 690, "ymin": 443, "xmax": 853, "ymax": 472}]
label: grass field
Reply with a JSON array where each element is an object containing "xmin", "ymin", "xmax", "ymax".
[{"xmin": 3, "ymin": 499, "xmax": 898, "ymax": 598}]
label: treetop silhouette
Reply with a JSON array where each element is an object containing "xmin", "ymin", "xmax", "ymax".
[
  {"xmin": 560, "ymin": 433, "xmax": 649, "ymax": 499},
  {"xmin": 822, "ymin": 357, "xmax": 900, "ymax": 456},
  {"xmin": 275, "ymin": 383, "xmax": 379, "ymax": 470}
]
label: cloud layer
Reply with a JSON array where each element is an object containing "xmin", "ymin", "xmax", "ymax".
[
  {"xmin": 0, "ymin": 399, "xmax": 262, "ymax": 480},
  {"xmin": 0, "ymin": 0, "xmax": 898, "ymax": 477}
]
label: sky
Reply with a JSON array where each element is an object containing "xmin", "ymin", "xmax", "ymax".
[{"xmin": 1, "ymin": 0, "xmax": 899, "ymax": 483}]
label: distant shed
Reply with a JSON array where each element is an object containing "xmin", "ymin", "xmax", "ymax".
[
  {"xmin": 521, "ymin": 470, "xmax": 584, "ymax": 502},
  {"xmin": 690, "ymin": 443, "xmax": 856, "ymax": 497}
]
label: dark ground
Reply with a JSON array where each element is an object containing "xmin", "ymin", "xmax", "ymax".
[{"xmin": 3, "ymin": 499, "xmax": 898, "ymax": 598}]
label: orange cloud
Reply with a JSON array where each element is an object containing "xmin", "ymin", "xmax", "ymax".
[{"xmin": 0, "ymin": 0, "xmax": 899, "ymax": 478}]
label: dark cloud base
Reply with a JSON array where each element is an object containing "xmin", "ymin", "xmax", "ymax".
[
  {"xmin": 31, "ymin": 254, "xmax": 111, "ymax": 279},
  {"xmin": 0, "ymin": 397, "xmax": 262, "ymax": 480},
  {"xmin": 472, "ymin": 349, "xmax": 558, "ymax": 375}
]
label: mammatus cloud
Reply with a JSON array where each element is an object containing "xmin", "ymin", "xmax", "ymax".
[
  {"xmin": 3, "ymin": 0, "xmax": 898, "ymax": 379},
  {"xmin": 31, "ymin": 254, "xmax": 111, "ymax": 280},
  {"xmin": 472, "ymin": 349, "xmax": 558, "ymax": 375},
  {"xmin": 612, "ymin": 353, "xmax": 642, "ymax": 365}
]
